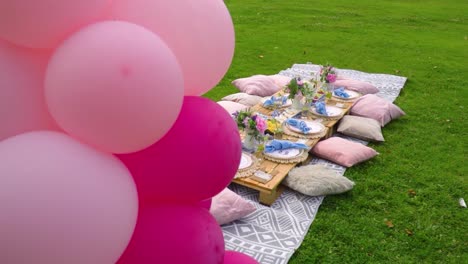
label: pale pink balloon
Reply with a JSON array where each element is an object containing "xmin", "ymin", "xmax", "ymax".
[
  {"xmin": 117, "ymin": 205, "xmax": 225, "ymax": 264},
  {"xmin": 0, "ymin": 0, "xmax": 111, "ymax": 49},
  {"xmin": 0, "ymin": 131, "xmax": 138, "ymax": 264},
  {"xmin": 0, "ymin": 39, "xmax": 59, "ymax": 141},
  {"xmin": 109, "ymin": 0, "xmax": 235, "ymax": 95},
  {"xmin": 45, "ymin": 21, "xmax": 184, "ymax": 154}
]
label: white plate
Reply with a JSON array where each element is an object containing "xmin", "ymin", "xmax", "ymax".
[
  {"xmin": 332, "ymin": 89, "xmax": 360, "ymax": 100},
  {"xmin": 264, "ymin": 148, "xmax": 303, "ymax": 160},
  {"xmin": 238, "ymin": 152, "xmax": 252, "ymax": 170},
  {"xmin": 311, "ymin": 105, "xmax": 343, "ymax": 117},
  {"xmin": 286, "ymin": 119, "xmax": 325, "ymax": 134},
  {"xmin": 261, "ymin": 96, "xmax": 292, "ymax": 108}
]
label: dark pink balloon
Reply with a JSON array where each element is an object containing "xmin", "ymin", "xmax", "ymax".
[
  {"xmin": 118, "ymin": 96, "xmax": 242, "ymax": 203},
  {"xmin": 198, "ymin": 198, "xmax": 212, "ymax": 210},
  {"xmin": 117, "ymin": 205, "xmax": 225, "ymax": 264},
  {"xmin": 224, "ymin": 251, "xmax": 259, "ymax": 264}
]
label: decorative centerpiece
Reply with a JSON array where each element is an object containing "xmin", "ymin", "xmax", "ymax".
[
  {"xmin": 284, "ymin": 77, "xmax": 315, "ymax": 110},
  {"xmin": 233, "ymin": 110, "xmax": 267, "ymax": 151},
  {"xmin": 317, "ymin": 64, "xmax": 337, "ymax": 98}
]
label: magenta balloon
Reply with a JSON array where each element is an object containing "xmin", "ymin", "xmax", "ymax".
[
  {"xmin": 45, "ymin": 21, "xmax": 184, "ymax": 154},
  {"xmin": 118, "ymin": 96, "xmax": 242, "ymax": 203},
  {"xmin": 0, "ymin": 0, "xmax": 111, "ymax": 49},
  {"xmin": 109, "ymin": 0, "xmax": 235, "ymax": 95},
  {"xmin": 117, "ymin": 204, "xmax": 224, "ymax": 264},
  {"xmin": 0, "ymin": 39, "xmax": 59, "ymax": 141},
  {"xmin": 224, "ymin": 251, "xmax": 259, "ymax": 264},
  {"xmin": 198, "ymin": 198, "xmax": 213, "ymax": 210},
  {"xmin": 0, "ymin": 131, "xmax": 138, "ymax": 264}
]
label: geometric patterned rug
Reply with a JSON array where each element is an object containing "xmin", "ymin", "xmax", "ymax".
[{"xmin": 223, "ymin": 63, "xmax": 407, "ymax": 264}]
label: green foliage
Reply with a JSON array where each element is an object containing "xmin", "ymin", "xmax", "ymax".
[
  {"xmin": 205, "ymin": 0, "xmax": 468, "ymax": 263},
  {"xmin": 286, "ymin": 77, "xmax": 314, "ymax": 99}
]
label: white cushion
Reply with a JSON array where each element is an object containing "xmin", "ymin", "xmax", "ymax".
[{"xmin": 221, "ymin": 93, "xmax": 262, "ymax": 107}]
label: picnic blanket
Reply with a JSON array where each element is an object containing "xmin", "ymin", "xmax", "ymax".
[{"xmin": 222, "ymin": 63, "xmax": 407, "ymax": 264}]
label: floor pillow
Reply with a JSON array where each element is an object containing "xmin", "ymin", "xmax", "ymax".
[
  {"xmin": 231, "ymin": 75, "xmax": 282, "ymax": 97},
  {"xmin": 333, "ymin": 78, "xmax": 379, "ymax": 94},
  {"xmin": 217, "ymin": 101, "xmax": 249, "ymax": 115},
  {"xmin": 283, "ymin": 164, "xmax": 355, "ymax": 196},
  {"xmin": 311, "ymin": 137, "xmax": 378, "ymax": 167},
  {"xmin": 210, "ymin": 188, "xmax": 256, "ymax": 225},
  {"xmin": 221, "ymin": 93, "xmax": 263, "ymax": 107},
  {"xmin": 350, "ymin": 94, "xmax": 405, "ymax": 126},
  {"xmin": 269, "ymin": 74, "xmax": 292, "ymax": 88},
  {"xmin": 337, "ymin": 115, "xmax": 385, "ymax": 142}
]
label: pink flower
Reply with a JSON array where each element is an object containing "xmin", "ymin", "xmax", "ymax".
[
  {"xmin": 326, "ymin": 73, "xmax": 336, "ymax": 83},
  {"xmin": 243, "ymin": 117, "xmax": 250, "ymax": 127},
  {"xmin": 255, "ymin": 117, "xmax": 267, "ymax": 134},
  {"xmin": 296, "ymin": 77, "xmax": 304, "ymax": 86}
]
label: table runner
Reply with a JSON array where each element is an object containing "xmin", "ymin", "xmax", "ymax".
[{"xmin": 222, "ymin": 63, "xmax": 407, "ymax": 264}]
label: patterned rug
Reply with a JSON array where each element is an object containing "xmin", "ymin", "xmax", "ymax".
[{"xmin": 222, "ymin": 63, "xmax": 407, "ymax": 264}]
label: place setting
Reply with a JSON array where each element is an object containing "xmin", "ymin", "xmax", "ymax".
[
  {"xmin": 308, "ymin": 100, "xmax": 345, "ymax": 120},
  {"xmin": 330, "ymin": 86, "xmax": 361, "ymax": 103},
  {"xmin": 234, "ymin": 151, "xmax": 261, "ymax": 179},
  {"xmin": 261, "ymin": 139, "xmax": 309, "ymax": 163},
  {"xmin": 260, "ymin": 94, "xmax": 292, "ymax": 109},
  {"xmin": 281, "ymin": 117, "xmax": 327, "ymax": 139}
]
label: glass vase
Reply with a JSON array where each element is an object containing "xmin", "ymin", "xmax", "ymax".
[
  {"xmin": 323, "ymin": 82, "xmax": 335, "ymax": 94},
  {"xmin": 291, "ymin": 95, "xmax": 303, "ymax": 110},
  {"xmin": 243, "ymin": 131, "xmax": 258, "ymax": 152}
]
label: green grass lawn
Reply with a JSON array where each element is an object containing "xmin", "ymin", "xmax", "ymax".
[{"xmin": 204, "ymin": 0, "xmax": 467, "ymax": 263}]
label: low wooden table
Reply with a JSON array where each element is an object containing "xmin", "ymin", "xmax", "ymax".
[{"xmin": 232, "ymin": 98, "xmax": 355, "ymax": 206}]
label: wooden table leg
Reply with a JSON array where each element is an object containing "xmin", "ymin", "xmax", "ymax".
[{"xmin": 259, "ymin": 185, "xmax": 284, "ymax": 206}]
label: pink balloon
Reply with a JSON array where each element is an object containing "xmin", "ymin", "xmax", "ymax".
[
  {"xmin": 117, "ymin": 205, "xmax": 224, "ymax": 264},
  {"xmin": 0, "ymin": 39, "xmax": 59, "ymax": 141},
  {"xmin": 224, "ymin": 251, "xmax": 259, "ymax": 264},
  {"xmin": 0, "ymin": 0, "xmax": 111, "ymax": 49},
  {"xmin": 109, "ymin": 0, "xmax": 235, "ymax": 95},
  {"xmin": 118, "ymin": 96, "xmax": 242, "ymax": 203},
  {"xmin": 0, "ymin": 131, "xmax": 138, "ymax": 264},
  {"xmin": 198, "ymin": 199, "xmax": 213, "ymax": 210},
  {"xmin": 45, "ymin": 21, "xmax": 184, "ymax": 154}
]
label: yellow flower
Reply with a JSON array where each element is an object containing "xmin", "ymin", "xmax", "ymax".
[{"xmin": 267, "ymin": 119, "xmax": 281, "ymax": 132}]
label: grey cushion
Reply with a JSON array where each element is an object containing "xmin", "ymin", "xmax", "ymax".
[
  {"xmin": 283, "ymin": 164, "xmax": 354, "ymax": 196},
  {"xmin": 337, "ymin": 115, "xmax": 384, "ymax": 142}
]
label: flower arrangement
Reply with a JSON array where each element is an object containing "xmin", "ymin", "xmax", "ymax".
[
  {"xmin": 233, "ymin": 110, "xmax": 267, "ymax": 140},
  {"xmin": 319, "ymin": 64, "xmax": 337, "ymax": 83},
  {"xmin": 284, "ymin": 77, "xmax": 315, "ymax": 100}
]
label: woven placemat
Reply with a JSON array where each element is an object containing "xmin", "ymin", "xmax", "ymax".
[
  {"xmin": 262, "ymin": 150, "xmax": 309, "ymax": 164},
  {"xmin": 307, "ymin": 112, "xmax": 344, "ymax": 121},
  {"xmin": 234, "ymin": 152, "xmax": 260, "ymax": 179},
  {"xmin": 330, "ymin": 95, "xmax": 360, "ymax": 103}
]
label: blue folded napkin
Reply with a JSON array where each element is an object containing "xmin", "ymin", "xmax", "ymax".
[
  {"xmin": 263, "ymin": 96, "xmax": 276, "ymax": 106},
  {"xmin": 281, "ymin": 95, "xmax": 288, "ymax": 105},
  {"xmin": 333, "ymin": 87, "xmax": 350, "ymax": 98},
  {"xmin": 315, "ymin": 101, "xmax": 328, "ymax": 116},
  {"xmin": 286, "ymin": 118, "xmax": 310, "ymax": 133},
  {"xmin": 263, "ymin": 96, "xmax": 288, "ymax": 107},
  {"xmin": 265, "ymin": 140, "xmax": 309, "ymax": 153}
]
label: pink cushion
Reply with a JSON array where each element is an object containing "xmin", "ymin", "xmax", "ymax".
[
  {"xmin": 217, "ymin": 101, "xmax": 248, "ymax": 115},
  {"xmin": 333, "ymin": 78, "xmax": 379, "ymax": 94},
  {"xmin": 350, "ymin": 94, "xmax": 405, "ymax": 127},
  {"xmin": 231, "ymin": 75, "xmax": 282, "ymax": 97},
  {"xmin": 210, "ymin": 188, "xmax": 256, "ymax": 225},
  {"xmin": 312, "ymin": 137, "xmax": 378, "ymax": 167},
  {"xmin": 269, "ymin": 74, "xmax": 292, "ymax": 88}
]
